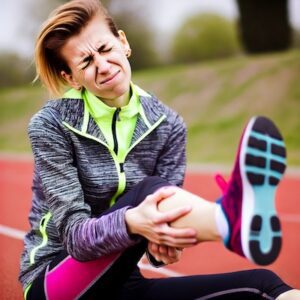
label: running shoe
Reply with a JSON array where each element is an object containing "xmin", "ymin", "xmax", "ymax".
[{"xmin": 217, "ymin": 116, "xmax": 286, "ymax": 265}]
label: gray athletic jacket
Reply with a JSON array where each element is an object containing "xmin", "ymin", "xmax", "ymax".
[{"xmin": 19, "ymin": 89, "xmax": 187, "ymax": 289}]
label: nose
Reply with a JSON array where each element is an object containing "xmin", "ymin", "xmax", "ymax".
[{"xmin": 94, "ymin": 53, "xmax": 110, "ymax": 74}]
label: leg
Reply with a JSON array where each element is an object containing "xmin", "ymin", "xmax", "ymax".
[
  {"xmin": 26, "ymin": 245, "xmax": 147, "ymax": 300},
  {"xmin": 119, "ymin": 268, "xmax": 293, "ymax": 300},
  {"xmin": 26, "ymin": 176, "xmax": 172, "ymax": 300},
  {"xmin": 159, "ymin": 116, "xmax": 287, "ymax": 265},
  {"xmin": 158, "ymin": 188, "xmax": 221, "ymax": 242},
  {"xmin": 277, "ymin": 290, "xmax": 300, "ymax": 300}
]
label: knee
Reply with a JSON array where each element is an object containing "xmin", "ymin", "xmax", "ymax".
[
  {"xmin": 139, "ymin": 176, "xmax": 171, "ymax": 192},
  {"xmin": 254, "ymin": 268, "xmax": 278, "ymax": 279},
  {"xmin": 134, "ymin": 176, "xmax": 172, "ymax": 205},
  {"xmin": 251, "ymin": 269, "xmax": 287, "ymax": 296},
  {"xmin": 252, "ymin": 268, "xmax": 281, "ymax": 284}
]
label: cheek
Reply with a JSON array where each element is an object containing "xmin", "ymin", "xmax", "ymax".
[
  {"xmin": 83, "ymin": 67, "xmax": 95, "ymax": 82},
  {"xmin": 122, "ymin": 57, "xmax": 131, "ymax": 77}
]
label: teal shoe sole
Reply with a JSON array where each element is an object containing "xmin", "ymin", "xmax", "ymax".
[{"xmin": 241, "ymin": 116, "xmax": 286, "ymax": 265}]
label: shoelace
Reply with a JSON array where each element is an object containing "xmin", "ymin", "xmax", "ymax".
[{"xmin": 214, "ymin": 173, "xmax": 228, "ymax": 194}]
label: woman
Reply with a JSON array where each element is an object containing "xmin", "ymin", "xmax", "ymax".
[{"xmin": 19, "ymin": 0, "xmax": 299, "ymax": 299}]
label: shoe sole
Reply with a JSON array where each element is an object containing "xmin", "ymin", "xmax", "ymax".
[{"xmin": 240, "ymin": 116, "xmax": 286, "ymax": 265}]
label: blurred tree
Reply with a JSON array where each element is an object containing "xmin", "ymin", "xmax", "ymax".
[
  {"xmin": 0, "ymin": 53, "xmax": 35, "ymax": 87},
  {"xmin": 171, "ymin": 14, "xmax": 241, "ymax": 64},
  {"xmin": 292, "ymin": 29, "xmax": 300, "ymax": 48},
  {"xmin": 236, "ymin": 0, "xmax": 291, "ymax": 53},
  {"xmin": 25, "ymin": 0, "xmax": 159, "ymax": 70}
]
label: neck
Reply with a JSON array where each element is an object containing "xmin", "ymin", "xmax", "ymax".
[{"xmin": 100, "ymin": 89, "xmax": 131, "ymax": 108}]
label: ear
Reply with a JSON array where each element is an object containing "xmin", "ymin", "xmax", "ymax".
[
  {"xmin": 118, "ymin": 30, "xmax": 131, "ymax": 54},
  {"xmin": 61, "ymin": 70, "xmax": 81, "ymax": 90}
]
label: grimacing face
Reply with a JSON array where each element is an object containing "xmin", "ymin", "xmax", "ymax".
[{"xmin": 60, "ymin": 14, "xmax": 132, "ymax": 107}]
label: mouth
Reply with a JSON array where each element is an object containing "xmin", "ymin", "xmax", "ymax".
[{"xmin": 100, "ymin": 70, "xmax": 120, "ymax": 85}]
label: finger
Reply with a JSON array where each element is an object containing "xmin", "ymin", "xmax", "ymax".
[
  {"xmin": 167, "ymin": 247, "xmax": 177, "ymax": 258},
  {"xmin": 161, "ymin": 257, "xmax": 171, "ymax": 265},
  {"xmin": 160, "ymin": 237, "xmax": 198, "ymax": 248},
  {"xmin": 158, "ymin": 245, "xmax": 167, "ymax": 255},
  {"xmin": 158, "ymin": 224, "xmax": 197, "ymax": 238},
  {"xmin": 147, "ymin": 187, "xmax": 177, "ymax": 205},
  {"xmin": 154, "ymin": 254, "xmax": 162, "ymax": 262},
  {"xmin": 150, "ymin": 242, "xmax": 159, "ymax": 254},
  {"xmin": 153, "ymin": 205, "xmax": 193, "ymax": 224}
]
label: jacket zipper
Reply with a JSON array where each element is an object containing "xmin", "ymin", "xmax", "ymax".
[
  {"xmin": 112, "ymin": 107, "xmax": 121, "ymax": 156},
  {"xmin": 63, "ymin": 113, "xmax": 166, "ymax": 207}
]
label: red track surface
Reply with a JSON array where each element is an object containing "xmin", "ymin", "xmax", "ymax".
[{"xmin": 1, "ymin": 159, "xmax": 299, "ymax": 299}]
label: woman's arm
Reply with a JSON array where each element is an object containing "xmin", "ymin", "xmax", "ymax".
[{"xmin": 29, "ymin": 107, "xmax": 138, "ymax": 261}]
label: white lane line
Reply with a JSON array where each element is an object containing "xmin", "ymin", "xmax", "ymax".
[
  {"xmin": 138, "ymin": 261, "xmax": 184, "ymax": 277},
  {"xmin": 1, "ymin": 212, "xmax": 300, "ymax": 278},
  {"xmin": 0, "ymin": 224, "xmax": 26, "ymax": 240},
  {"xmin": 0, "ymin": 224, "xmax": 185, "ymax": 278},
  {"xmin": 1, "ymin": 213, "xmax": 300, "ymax": 241},
  {"xmin": 1, "ymin": 212, "xmax": 300, "ymax": 242},
  {"xmin": 280, "ymin": 213, "xmax": 300, "ymax": 223}
]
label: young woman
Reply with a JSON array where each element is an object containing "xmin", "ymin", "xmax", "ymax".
[{"xmin": 19, "ymin": 0, "xmax": 300, "ymax": 299}]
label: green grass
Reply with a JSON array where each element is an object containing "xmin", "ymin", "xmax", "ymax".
[
  {"xmin": 0, "ymin": 85, "xmax": 47, "ymax": 152},
  {"xmin": 1, "ymin": 50, "xmax": 300, "ymax": 166}
]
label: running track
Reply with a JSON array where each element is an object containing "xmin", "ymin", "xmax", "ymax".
[{"xmin": 1, "ymin": 158, "xmax": 299, "ymax": 299}]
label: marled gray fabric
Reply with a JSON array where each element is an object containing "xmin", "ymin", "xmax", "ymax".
[{"xmin": 19, "ymin": 91, "xmax": 187, "ymax": 289}]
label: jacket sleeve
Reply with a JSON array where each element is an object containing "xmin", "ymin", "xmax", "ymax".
[
  {"xmin": 152, "ymin": 112, "xmax": 187, "ymax": 187},
  {"xmin": 28, "ymin": 107, "xmax": 138, "ymax": 261}
]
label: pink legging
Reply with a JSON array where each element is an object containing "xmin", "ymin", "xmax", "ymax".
[
  {"xmin": 26, "ymin": 177, "xmax": 167, "ymax": 299},
  {"xmin": 44, "ymin": 252, "xmax": 121, "ymax": 299}
]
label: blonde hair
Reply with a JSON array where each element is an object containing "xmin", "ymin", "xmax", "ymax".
[{"xmin": 34, "ymin": 0, "xmax": 119, "ymax": 96}]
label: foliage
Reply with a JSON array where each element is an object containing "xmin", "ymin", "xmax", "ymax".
[
  {"xmin": 171, "ymin": 13, "xmax": 241, "ymax": 64},
  {"xmin": 99, "ymin": 0, "xmax": 161, "ymax": 69},
  {"xmin": 26, "ymin": 0, "xmax": 160, "ymax": 70},
  {"xmin": 292, "ymin": 28, "xmax": 300, "ymax": 48},
  {"xmin": 2, "ymin": 50, "xmax": 300, "ymax": 166},
  {"xmin": 113, "ymin": 14, "xmax": 160, "ymax": 70},
  {"xmin": 0, "ymin": 53, "xmax": 35, "ymax": 88}
]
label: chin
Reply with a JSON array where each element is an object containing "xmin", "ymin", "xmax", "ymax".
[{"xmin": 114, "ymin": 83, "xmax": 131, "ymax": 96}]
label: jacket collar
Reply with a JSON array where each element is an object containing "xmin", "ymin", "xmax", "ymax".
[{"xmin": 47, "ymin": 84, "xmax": 166, "ymax": 146}]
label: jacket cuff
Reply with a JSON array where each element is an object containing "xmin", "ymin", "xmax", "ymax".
[
  {"xmin": 145, "ymin": 248, "xmax": 165, "ymax": 268},
  {"xmin": 121, "ymin": 206, "xmax": 142, "ymax": 244}
]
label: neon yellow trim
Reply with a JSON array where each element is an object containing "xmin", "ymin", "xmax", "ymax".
[
  {"xmin": 138, "ymin": 105, "xmax": 151, "ymax": 129},
  {"xmin": 63, "ymin": 122, "xmax": 111, "ymax": 149},
  {"xmin": 63, "ymin": 121, "xmax": 124, "ymax": 207},
  {"xmin": 132, "ymin": 83, "xmax": 151, "ymax": 97},
  {"xmin": 109, "ymin": 163, "xmax": 126, "ymax": 207},
  {"xmin": 127, "ymin": 115, "xmax": 166, "ymax": 155},
  {"xmin": 63, "ymin": 88, "xmax": 83, "ymax": 99},
  {"xmin": 83, "ymin": 87, "xmax": 139, "ymax": 158},
  {"xmin": 29, "ymin": 212, "xmax": 52, "ymax": 265},
  {"xmin": 81, "ymin": 98, "xmax": 90, "ymax": 133},
  {"xmin": 63, "ymin": 115, "xmax": 167, "ymax": 208},
  {"xmin": 109, "ymin": 115, "xmax": 167, "ymax": 207},
  {"xmin": 24, "ymin": 283, "xmax": 32, "ymax": 300}
]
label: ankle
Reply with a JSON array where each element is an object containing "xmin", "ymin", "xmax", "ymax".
[
  {"xmin": 276, "ymin": 289, "xmax": 300, "ymax": 300},
  {"xmin": 215, "ymin": 203, "xmax": 229, "ymax": 242}
]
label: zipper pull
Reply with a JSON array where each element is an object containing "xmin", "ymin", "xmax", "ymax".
[
  {"xmin": 112, "ymin": 108, "xmax": 121, "ymax": 155},
  {"xmin": 116, "ymin": 107, "xmax": 121, "ymax": 121}
]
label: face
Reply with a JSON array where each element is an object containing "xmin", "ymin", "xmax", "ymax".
[{"xmin": 60, "ymin": 14, "xmax": 132, "ymax": 107}]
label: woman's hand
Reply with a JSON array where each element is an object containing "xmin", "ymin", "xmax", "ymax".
[
  {"xmin": 125, "ymin": 186, "xmax": 197, "ymax": 248},
  {"xmin": 148, "ymin": 242, "xmax": 182, "ymax": 265}
]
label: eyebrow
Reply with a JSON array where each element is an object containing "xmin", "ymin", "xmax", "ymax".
[{"xmin": 79, "ymin": 44, "xmax": 107, "ymax": 65}]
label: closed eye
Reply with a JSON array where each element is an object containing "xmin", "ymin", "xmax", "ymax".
[
  {"xmin": 98, "ymin": 46, "xmax": 112, "ymax": 53},
  {"xmin": 80, "ymin": 46, "xmax": 113, "ymax": 69},
  {"xmin": 81, "ymin": 56, "xmax": 92, "ymax": 69}
]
